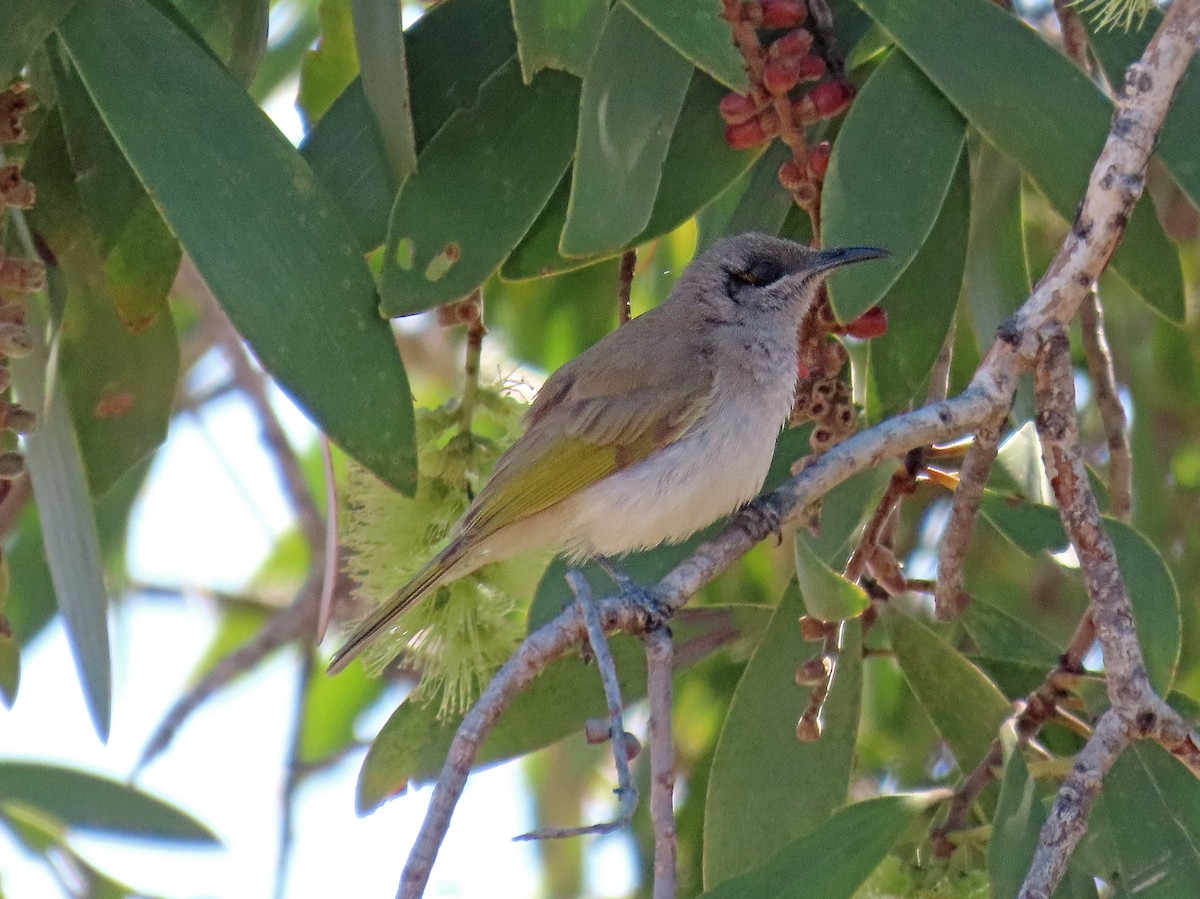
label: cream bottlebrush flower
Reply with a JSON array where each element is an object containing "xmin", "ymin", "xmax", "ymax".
[
  {"xmin": 341, "ymin": 387, "xmax": 549, "ymax": 716},
  {"xmin": 1073, "ymin": 0, "xmax": 1156, "ymax": 31}
]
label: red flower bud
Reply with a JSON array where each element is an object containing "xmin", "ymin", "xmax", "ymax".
[
  {"xmin": 769, "ymin": 28, "xmax": 814, "ymax": 61},
  {"xmin": 843, "ymin": 306, "xmax": 888, "ymax": 340},
  {"xmin": 763, "ymin": 58, "xmax": 801, "ymax": 95},
  {"xmin": 719, "ymin": 92, "xmax": 759, "ymax": 125},
  {"xmin": 808, "ymin": 141, "xmax": 832, "ymax": 178},
  {"xmin": 738, "ymin": 0, "xmax": 764, "ymax": 28},
  {"xmin": 778, "ymin": 158, "xmax": 807, "ymax": 191},
  {"xmin": 797, "ymin": 54, "xmax": 826, "ymax": 82},
  {"xmin": 724, "ymin": 118, "xmax": 769, "ymax": 149},
  {"xmin": 809, "ymin": 79, "xmax": 855, "ymax": 118},
  {"xmin": 761, "ymin": 0, "xmax": 807, "ymax": 29}
]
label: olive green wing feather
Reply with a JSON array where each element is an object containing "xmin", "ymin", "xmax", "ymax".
[{"xmin": 462, "ymin": 312, "xmax": 714, "ymax": 541}]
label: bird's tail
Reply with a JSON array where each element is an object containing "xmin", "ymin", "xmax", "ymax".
[{"xmin": 326, "ymin": 540, "xmax": 467, "ymax": 675}]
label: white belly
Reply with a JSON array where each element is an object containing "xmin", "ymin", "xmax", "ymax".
[{"xmin": 549, "ymin": 400, "xmax": 784, "ymax": 557}]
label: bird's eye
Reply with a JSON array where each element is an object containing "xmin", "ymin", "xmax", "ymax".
[{"xmin": 733, "ymin": 259, "xmax": 785, "ymax": 287}]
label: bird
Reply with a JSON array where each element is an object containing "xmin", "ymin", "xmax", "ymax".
[{"xmin": 328, "ymin": 233, "xmax": 886, "ymax": 674}]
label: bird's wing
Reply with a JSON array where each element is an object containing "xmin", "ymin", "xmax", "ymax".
[{"xmin": 461, "ymin": 312, "xmax": 714, "ymax": 541}]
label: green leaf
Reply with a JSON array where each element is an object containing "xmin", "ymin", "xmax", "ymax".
[
  {"xmin": 0, "ymin": 0, "xmax": 77, "ymax": 81},
  {"xmin": 502, "ymin": 72, "xmax": 764, "ymax": 280},
  {"xmin": 379, "ymin": 62, "xmax": 579, "ymax": 315},
  {"xmin": 696, "ymin": 142, "xmax": 795, "ymax": 248},
  {"xmin": 10, "ymin": 293, "xmax": 111, "ymax": 739},
  {"xmin": 701, "ymin": 794, "xmax": 941, "ymax": 898},
  {"xmin": 511, "ymin": 0, "xmax": 606, "ymax": 81},
  {"xmin": 994, "ymin": 422, "xmax": 1054, "ymax": 505},
  {"xmin": 703, "ymin": 585, "xmax": 862, "ymax": 885},
  {"xmin": 802, "ymin": 462, "xmax": 893, "ymax": 564},
  {"xmin": 0, "ymin": 631, "xmax": 19, "ymax": 708},
  {"xmin": 989, "ymin": 748, "xmax": 1040, "ymax": 899},
  {"xmin": 299, "ymin": 0, "xmax": 360, "ymax": 124},
  {"xmin": 883, "ymin": 605, "xmax": 1011, "ymax": 774},
  {"xmin": 964, "ymin": 137, "xmax": 1030, "ymax": 352},
  {"xmin": 357, "ymin": 605, "xmax": 770, "ymax": 814},
  {"xmin": 980, "ymin": 493, "xmax": 1181, "ymax": 694},
  {"xmin": 1084, "ymin": 743, "xmax": 1200, "ymax": 897},
  {"xmin": 24, "ymin": 116, "xmax": 180, "ymax": 496},
  {"xmin": 623, "ymin": 0, "xmax": 747, "ymax": 91},
  {"xmin": 793, "ymin": 535, "xmax": 869, "ymax": 621},
  {"xmin": 300, "ymin": 651, "xmax": 384, "ymax": 764},
  {"xmin": 168, "ymin": 0, "xmax": 269, "ymax": 83},
  {"xmin": 300, "ymin": 0, "xmax": 518, "ymax": 254},
  {"xmin": 822, "ymin": 50, "xmax": 966, "ymax": 321},
  {"xmin": 350, "ymin": 0, "xmax": 417, "ymax": 182},
  {"xmin": 853, "ymin": 0, "xmax": 1185, "ymax": 321},
  {"xmin": 60, "ymin": 0, "xmax": 419, "ymax": 493},
  {"xmin": 1086, "ymin": 10, "xmax": 1200, "ymax": 211},
  {"xmin": 867, "ymin": 145, "xmax": 969, "ymax": 415},
  {"xmin": 560, "ymin": 4, "xmax": 693, "ymax": 257},
  {"xmin": 49, "ymin": 40, "xmax": 180, "ymax": 332},
  {"xmin": 0, "ymin": 762, "xmax": 218, "ymax": 843},
  {"xmin": 962, "ymin": 599, "xmax": 1062, "ymax": 667}
]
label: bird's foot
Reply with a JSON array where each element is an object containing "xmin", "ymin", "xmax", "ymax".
[
  {"xmin": 595, "ymin": 557, "xmax": 672, "ymax": 632},
  {"xmin": 741, "ymin": 496, "xmax": 784, "ymax": 546}
]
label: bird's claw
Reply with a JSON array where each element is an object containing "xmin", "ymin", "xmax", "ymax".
[
  {"xmin": 595, "ymin": 557, "xmax": 671, "ymax": 632},
  {"xmin": 741, "ymin": 497, "xmax": 784, "ymax": 546}
]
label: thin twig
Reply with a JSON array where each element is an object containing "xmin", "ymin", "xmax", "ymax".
[
  {"xmin": 1053, "ymin": 0, "xmax": 1095, "ymax": 74},
  {"xmin": 203, "ymin": 301, "xmax": 325, "ymax": 550},
  {"xmin": 135, "ymin": 574, "xmax": 321, "ymax": 773},
  {"xmin": 514, "ymin": 571, "xmax": 637, "ymax": 841},
  {"xmin": 275, "ymin": 643, "xmax": 316, "ymax": 899},
  {"xmin": 1079, "ymin": 291, "xmax": 1132, "ymax": 521},
  {"xmin": 645, "ymin": 626, "xmax": 677, "ymax": 899},
  {"xmin": 617, "ymin": 250, "xmax": 636, "ymax": 326},
  {"xmin": 934, "ymin": 412, "xmax": 1008, "ymax": 620},
  {"xmin": 1018, "ymin": 326, "xmax": 1200, "ymax": 897},
  {"xmin": 457, "ymin": 289, "xmax": 485, "ymax": 437}
]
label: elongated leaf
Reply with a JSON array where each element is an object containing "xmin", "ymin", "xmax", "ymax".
[
  {"xmin": 854, "ymin": 0, "xmax": 1184, "ymax": 321},
  {"xmin": 10, "ymin": 289, "xmax": 110, "ymax": 739},
  {"xmin": 704, "ymin": 585, "xmax": 862, "ymax": 885},
  {"xmin": 697, "ymin": 142, "xmax": 795, "ymax": 247},
  {"xmin": 623, "ymin": 0, "xmax": 746, "ymax": 91},
  {"xmin": 701, "ymin": 794, "xmax": 940, "ymax": 898},
  {"xmin": 350, "ymin": 0, "xmax": 417, "ymax": 182},
  {"xmin": 60, "ymin": 0, "xmax": 418, "ymax": 493},
  {"xmin": 962, "ymin": 598, "xmax": 1062, "ymax": 667},
  {"xmin": 0, "ymin": 0, "xmax": 78, "ymax": 80},
  {"xmin": 560, "ymin": 4, "xmax": 693, "ymax": 257},
  {"xmin": 793, "ymin": 536, "xmax": 869, "ymax": 621},
  {"xmin": 357, "ymin": 605, "xmax": 770, "ymax": 813},
  {"xmin": 980, "ymin": 493, "xmax": 1181, "ymax": 694},
  {"xmin": 168, "ymin": 0, "xmax": 269, "ymax": 83},
  {"xmin": 300, "ymin": 0, "xmax": 518, "ymax": 253},
  {"xmin": 883, "ymin": 605, "xmax": 1011, "ymax": 774},
  {"xmin": 0, "ymin": 620, "xmax": 19, "ymax": 706},
  {"xmin": 868, "ymin": 145, "xmax": 969, "ymax": 414},
  {"xmin": 511, "ymin": 0, "xmax": 606, "ymax": 81},
  {"xmin": 299, "ymin": 0, "xmax": 359, "ymax": 123},
  {"xmin": 989, "ymin": 749, "xmax": 1041, "ymax": 899},
  {"xmin": 1087, "ymin": 10, "xmax": 1200, "ymax": 210},
  {"xmin": 49, "ymin": 40, "xmax": 180, "ymax": 332},
  {"xmin": 301, "ymin": 653, "xmax": 384, "ymax": 764},
  {"xmin": 378, "ymin": 63, "xmax": 579, "ymax": 315},
  {"xmin": 822, "ymin": 50, "xmax": 966, "ymax": 321},
  {"xmin": 25, "ymin": 116, "xmax": 180, "ymax": 496},
  {"xmin": 1084, "ymin": 744, "xmax": 1200, "ymax": 897},
  {"xmin": 965, "ymin": 138, "xmax": 1030, "ymax": 351},
  {"xmin": 0, "ymin": 762, "xmax": 217, "ymax": 843},
  {"xmin": 502, "ymin": 72, "xmax": 764, "ymax": 280}
]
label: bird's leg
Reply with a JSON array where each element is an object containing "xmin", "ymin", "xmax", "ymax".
[
  {"xmin": 595, "ymin": 557, "xmax": 672, "ymax": 632},
  {"xmin": 740, "ymin": 495, "xmax": 785, "ymax": 546}
]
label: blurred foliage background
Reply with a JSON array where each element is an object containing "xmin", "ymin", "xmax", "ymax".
[{"xmin": 1, "ymin": 0, "xmax": 1199, "ymax": 896}]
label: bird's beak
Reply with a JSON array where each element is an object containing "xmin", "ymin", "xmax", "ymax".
[{"xmin": 808, "ymin": 245, "xmax": 890, "ymax": 274}]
